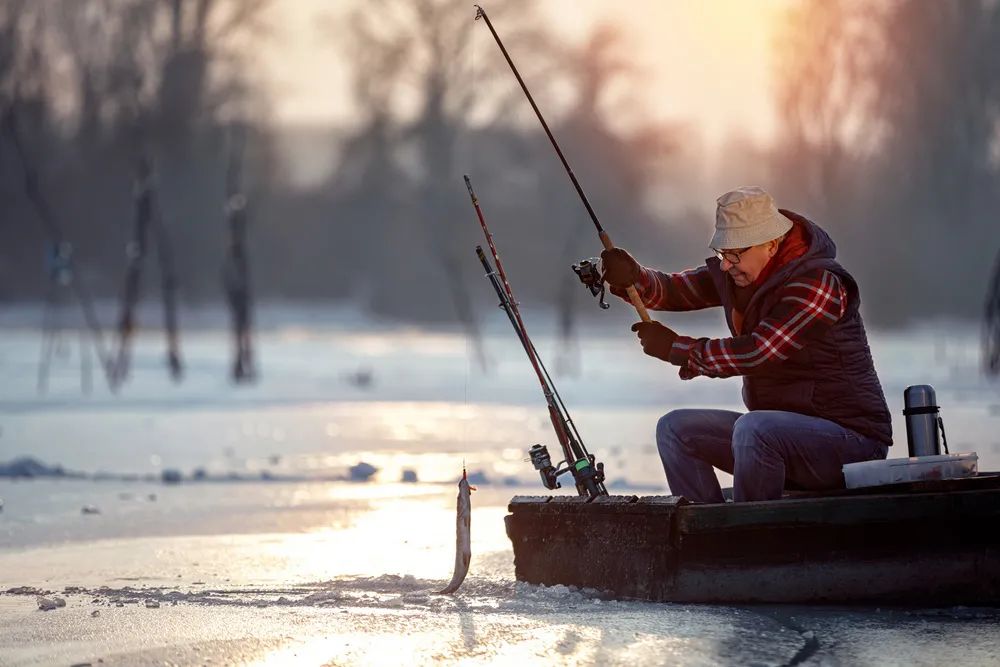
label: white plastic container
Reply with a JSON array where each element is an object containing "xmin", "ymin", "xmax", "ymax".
[{"xmin": 842, "ymin": 452, "xmax": 978, "ymax": 489}]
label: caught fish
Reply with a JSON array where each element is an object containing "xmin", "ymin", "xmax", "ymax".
[{"xmin": 436, "ymin": 468, "xmax": 475, "ymax": 594}]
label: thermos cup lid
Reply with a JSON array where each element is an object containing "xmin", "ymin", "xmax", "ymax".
[{"xmin": 904, "ymin": 384, "xmax": 937, "ymax": 408}]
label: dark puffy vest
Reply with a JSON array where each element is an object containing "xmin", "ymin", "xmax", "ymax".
[{"xmin": 706, "ymin": 210, "xmax": 893, "ymax": 445}]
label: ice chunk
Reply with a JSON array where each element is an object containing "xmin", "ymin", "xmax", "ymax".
[
  {"xmin": 348, "ymin": 462, "xmax": 378, "ymax": 482},
  {"xmin": 0, "ymin": 457, "xmax": 73, "ymax": 479},
  {"xmin": 161, "ymin": 469, "xmax": 183, "ymax": 484},
  {"xmin": 466, "ymin": 470, "xmax": 489, "ymax": 485},
  {"xmin": 37, "ymin": 596, "xmax": 65, "ymax": 611}
]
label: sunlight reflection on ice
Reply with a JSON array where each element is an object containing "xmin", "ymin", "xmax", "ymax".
[
  {"xmin": 270, "ymin": 502, "xmax": 512, "ymax": 582},
  {"xmin": 316, "ymin": 401, "xmax": 537, "ymax": 447},
  {"xmin": 250, "ymin": 615, "xmax": 706, "ymax": 666}
]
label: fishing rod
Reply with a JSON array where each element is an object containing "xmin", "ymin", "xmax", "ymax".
[
  {"xmin": 473, "ymin": 4, "xmax": 650, "ymax": 324},
  {"xmin": 466, "ymin": 175, "xmax": 606, "ymax": 498}
]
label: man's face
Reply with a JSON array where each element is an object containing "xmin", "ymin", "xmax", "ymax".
[{"xmin": 716, "ymin": 240, "xmax": 778, "ymax": 287}]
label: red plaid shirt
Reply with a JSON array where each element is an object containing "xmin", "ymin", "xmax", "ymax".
[{"xmin": 625, "ymin": 263, "xmax": 848, "ymax": 379}]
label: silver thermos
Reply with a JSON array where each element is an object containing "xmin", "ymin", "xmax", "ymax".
[{"xmin": 903, "ymin": 384, "xmax": 947, "ymax": 457}]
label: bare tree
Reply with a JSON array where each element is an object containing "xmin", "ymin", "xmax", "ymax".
[
  {"xmin": 985, "ymin": 250, "xmax": 1000, "ymax": 376},
  {"xmin": 770, "ymin": 0, "xmax": 875, "ymax": 215},
  {"xmin": 769, "ymin": 0, "xmax": 1000, "ymax": 324}
]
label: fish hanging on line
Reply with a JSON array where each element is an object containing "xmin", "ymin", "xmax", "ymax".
[{"xmin": 436, "ymin": 467, "xmax": 475, "ymax": 595}]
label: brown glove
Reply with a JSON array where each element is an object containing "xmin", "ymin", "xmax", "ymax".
[
  {"xmin": 600, "ymin": 248, "xmax": 641, "ymax": 289},
  {"xmin": 630, "ymin": 321, "xmax": 678, "ymax": 362}
]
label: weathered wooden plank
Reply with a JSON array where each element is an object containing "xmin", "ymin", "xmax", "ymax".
[
  {"xmin": 677, "ymin": 488, "xmax": 1000, "ymax": 533},
  {"xmin": 667, "ymin": 547, "xmax": 1000, "ymax": 604},
  {"xmin": 508, "ymin": 495, "xmax": 553, "ymax": 507},
  {"xmin": 635, "ymin": 495, "xmax": 687, "ymax": 506},
  {"xmin": 509, "ymin": 494, "xmax": 686, "ymax": 516},
  {"xmin": 590, "ymin": 494, "xmax": 639, "ymax": 504},
  {"xmin": 793, "ymin": 473, "xmax": 1000, "ymax": 498}
]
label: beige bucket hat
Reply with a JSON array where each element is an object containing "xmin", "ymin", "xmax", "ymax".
[{"xmin": 711, "ymin": 186, "xmax": 792, "ymax": 249}]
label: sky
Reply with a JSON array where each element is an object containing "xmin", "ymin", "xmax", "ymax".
[{"xmin": 257, "ymin": 0, "xmax": 793, "ymax": 150}]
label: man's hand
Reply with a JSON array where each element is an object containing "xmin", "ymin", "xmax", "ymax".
[
  {"xmin": 630, "ymin": 321, "xmax": 678, "ymax": 362},
  {"xmin": 600, "ymin": 248, "xmax": 641, "ymax": 289}
]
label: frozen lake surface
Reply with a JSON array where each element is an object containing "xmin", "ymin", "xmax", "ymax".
[{"xmin": 1, "ymin": 306, "xmax": 999, "ymax": 665}]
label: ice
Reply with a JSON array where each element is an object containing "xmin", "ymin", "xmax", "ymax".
[
  {"xmin": 1, "ymin": 316, "xmax": 998, "ymax": 665},
  {"xmin": 2, "ymin": 317, "xmax": 996, "ymax": 495},
  {"xmin": 4, "ymin": 574, "xmax": 999, "ymax": 665}
]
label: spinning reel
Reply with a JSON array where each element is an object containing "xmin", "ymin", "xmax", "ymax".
[{"xmin": 571, "ymin": 258, "xmax": 609, "ymax": 310}]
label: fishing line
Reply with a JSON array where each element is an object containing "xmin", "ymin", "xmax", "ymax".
[
  {"xmin": 461, "ymin": 54, "xmax": 480, "ymax": 458},
  {"xmin": 455, "ymin": 4, "xmax": 478, "ymax": 186},
  {"xmin": 464, "ymin": 324, "xmax": 470, "ymax": 457},
  {"xmin": 464, "ymin": 9, "xmax": 474, "ymax": 460},
  {"xmin": 472, "ymin": 7, "xmax": 477, "ymax": 130}
]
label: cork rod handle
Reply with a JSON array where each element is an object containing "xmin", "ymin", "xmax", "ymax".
[{"xmin": 598, "ymin": 231, "xmax": 651, "ymax": 323}]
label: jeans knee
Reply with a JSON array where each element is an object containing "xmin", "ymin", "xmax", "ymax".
[
  {"xmin": 731, "ymin": 412, "xmax": 769, "ymax": 455},
  {"xmin": 656, "ymin": 410, "xmax": 688, "ymax": 457}
]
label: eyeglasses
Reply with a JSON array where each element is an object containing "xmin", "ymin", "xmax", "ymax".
[{"xmin": 712, "ymin": 247, "xmax": 751, "ymax": 264}]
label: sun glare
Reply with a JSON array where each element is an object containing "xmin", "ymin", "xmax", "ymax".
[{"xmin": 264, "ymin": 0, "xmax": 792, "ymax": 150}]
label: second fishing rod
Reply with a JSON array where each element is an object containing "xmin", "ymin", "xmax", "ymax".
[{"xmin": 466, "ymin": 175, "xmax": 606, "ymax": 498}]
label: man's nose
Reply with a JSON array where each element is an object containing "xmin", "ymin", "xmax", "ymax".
[{"xmin": 720, "ymin": 257, "xmax": 734, "ymax": 271}]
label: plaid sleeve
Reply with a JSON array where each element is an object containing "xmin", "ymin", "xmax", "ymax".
[
  {"xmin": 668, "ymin": 269, "xmax": 848, "ymax": 378},
  {"xmin": 610, "ymin": 264, "xmax": 721, "ymax": 311}
]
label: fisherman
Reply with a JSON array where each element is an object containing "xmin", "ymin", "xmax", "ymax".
[{"xmin": 599, "ymin": 186, "xmax": 892, "ymax": 503}]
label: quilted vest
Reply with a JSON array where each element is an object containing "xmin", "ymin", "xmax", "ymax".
[{"xmin": 706, "ymin": 210, "xmax": 893, "ymax": 445}]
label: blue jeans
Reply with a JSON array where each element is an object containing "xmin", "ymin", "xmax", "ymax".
[{"xmin": 656, "ymin": 409, "xmax": 889, "ymax": 503}]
